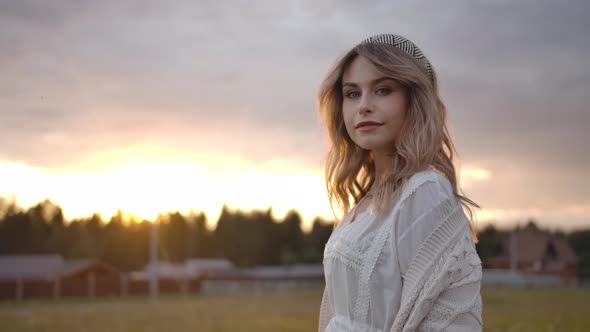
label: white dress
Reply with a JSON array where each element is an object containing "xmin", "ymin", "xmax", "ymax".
[{"xmin": 319, "ymin": 168, "xmax": 481, "ymax": 332}]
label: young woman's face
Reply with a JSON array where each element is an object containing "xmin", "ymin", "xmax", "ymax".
[{"xmin": 341, "ymin": 56, "xmax": 408, "ymax": 154}]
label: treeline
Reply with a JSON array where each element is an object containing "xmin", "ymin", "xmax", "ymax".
[
  {"xmin": 1, "ymin": 198, "xmax": 589, "ymax": 280},
  {"xmin": 0, "ymin": 198, "xmax": 333, "ymax": 271}
]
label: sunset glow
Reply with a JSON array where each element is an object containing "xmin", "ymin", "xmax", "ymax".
[
  {"xmin": 0, "ymin": 145, "xmax": 332, "ymax": 231},
  {"xmin": 0, "ymin": 145, "xmax": 502, "ymax": 231},
  {"xmin": 1, "ymin": 153, "xmax": 587, "ymax": 231}
]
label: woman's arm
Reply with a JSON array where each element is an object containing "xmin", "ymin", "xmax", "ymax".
[
  {"xmin": 392, "ymin": 179, "xmax": 483, "ymax": 331},
  {"xmin": 411, "ymin": 227, "xmax": 483, "ymax": 331}
]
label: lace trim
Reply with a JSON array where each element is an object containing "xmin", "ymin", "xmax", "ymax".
[
  {"xmin": 353, "ymin": 169, "xmax": 440, "ymax": 322},
  {"xmin": 324, "ymin": 238, "xmax": 364, "ymax": 272},
  {"xmin": 323, "ymin": 209, "xmax": 377, "ymax": 273}
]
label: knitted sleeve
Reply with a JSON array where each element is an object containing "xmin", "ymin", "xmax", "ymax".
[
  {"xmin": 412, "ymin": 226, "xmax": 483, "ymax": 331},
  {"xmin": 390, "ymin": 178, "xmax": 483, "ymax": 331},
  {"xmin": 395, "ymin": 179, "xmax": 454, "ymax": 275},
  {"xmin": 318, "ymin": 285, "xmax": 334, "ymax": 332}
]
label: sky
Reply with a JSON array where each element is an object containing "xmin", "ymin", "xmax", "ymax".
[{"xmin": 1, "ymin": 0, "xmax": 589, "ymax": 231}]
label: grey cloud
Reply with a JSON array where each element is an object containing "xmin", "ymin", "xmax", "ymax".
[
  {"xmin": 446, "ymin": 75, "xmax": 590, "ymax": 165},
  {"xmin": 0, "ymin": 1, "xmax": 588, "ymax": 206}
]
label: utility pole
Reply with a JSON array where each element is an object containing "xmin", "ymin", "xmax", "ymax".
[
  {"xmin": 510, "ymin": 230, "xmax": 518, "ymax": 273},
  {"xmin": 149, "ymin": 217, "xmax": 159, "ymax": 300}
]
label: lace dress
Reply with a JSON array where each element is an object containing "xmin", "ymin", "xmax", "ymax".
[{"xmin": 319, "ymin": 168, "xmax": 483, "ymax": 332}]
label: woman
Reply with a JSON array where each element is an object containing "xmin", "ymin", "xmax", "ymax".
[{"xmin": 317, "ymin": 34, "xmax": 483, "ymax": 332}]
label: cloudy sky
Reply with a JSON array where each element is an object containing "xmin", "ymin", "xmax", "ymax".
[{"xmin": 1, "ymin": 0, "xmax": 588, "ymax": 231}]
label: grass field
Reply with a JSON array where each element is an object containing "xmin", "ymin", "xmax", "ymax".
[{"xmin": 1, "ymin": 287, "xmax": 589, "ymax": 331}]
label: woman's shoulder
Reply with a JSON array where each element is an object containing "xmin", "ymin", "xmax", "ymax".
[
  {"xmin": 400, "ymin": 167, "xmax": 454, "ymax": 206},
  {"xmin": 391, "ymin": 168, "xmax": 459, "ymax": 235},
  {"xmin": 393, "ymin": 168, "xmax": 464, "ymax": 259}
]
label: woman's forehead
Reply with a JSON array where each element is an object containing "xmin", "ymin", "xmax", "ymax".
[{"xmin": 342, "ymin": 57, "xmax": 396, "ymax": 86}]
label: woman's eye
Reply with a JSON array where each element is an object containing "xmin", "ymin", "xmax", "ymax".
[
  {"xmin": 376, "ymin": 87, "xmax": 392, "ymax": 95},
  {"xmin": 345, "ymin": 91, "xmax": 360, "ymax": 99}
]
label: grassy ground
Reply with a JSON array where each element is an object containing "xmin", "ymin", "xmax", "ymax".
[{"xmin": 0, "ymin": 287, "xmax": 589, "ymax": 331}]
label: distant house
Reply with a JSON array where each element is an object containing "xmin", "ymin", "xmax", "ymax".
[
  {"xmin": 185, "ymin": 258, "xmax": 235, "ymax": 278},
  {"xmin": 0, "ymin": 255, "xmax": 121, "ymax": 300},
  {"xmin": 133, "ymin": 258, "xmax": 236, "ymax": 280},
  {"xmin": 58, "ymin": 259, "xmax": 119, "ymax": 280},
  {"xmin": 0, "ymin": 254, "xmax": 64, "ymax": 280},
  {"xmin": 139, "ymin": 261, "xmax": 187, "ymax": 279},
  {"xmin": 487, "ymin": 222, "xmax": 578, "ymax": 284},
  {"xmin": 0, "ymin": 255, "xmax": 118, "ymax": 281}
]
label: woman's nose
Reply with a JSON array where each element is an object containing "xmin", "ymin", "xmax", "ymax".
[{"xmin": 358, "ymin": 94, "xmax": 372, "ymax": 114}]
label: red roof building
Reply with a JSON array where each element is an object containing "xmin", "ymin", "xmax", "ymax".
[{"xmin": 487, "ymin": 222, "xmax": 578, "ymax": 284}]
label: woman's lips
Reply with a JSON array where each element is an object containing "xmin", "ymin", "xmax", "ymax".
[{"xmin": 357, "ymin": 123, "xmax": 382, "ymax": 131}]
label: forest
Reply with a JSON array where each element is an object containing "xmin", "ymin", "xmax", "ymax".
[{"xmin": 1, "ymin": 197, "xmax": 589, "ymax": 280}]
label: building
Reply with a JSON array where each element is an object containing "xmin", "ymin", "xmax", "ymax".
[
  {"xmin": 0, "ymin": 254, "xmax": 120, "ymax": 300},
  {"xmin": 133, "ymin": 258, "xmax": 236, "ymax": 280},
  {"xmin": 487, "ymin": 222, "xmax": 578, "ymax": 285},
  {"xmin": 0, "ymin": 255, "xmax": 118, "ymax": 280}
]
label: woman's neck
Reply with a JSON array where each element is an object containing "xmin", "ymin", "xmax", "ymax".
[{"xmin": 372, "ymin": 150, "xmax": 395, "ymax": 185}]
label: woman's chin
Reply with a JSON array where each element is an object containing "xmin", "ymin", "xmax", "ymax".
[{"xmin": 355, "ymin": 141, "xmax": 393, "ymax": 153}]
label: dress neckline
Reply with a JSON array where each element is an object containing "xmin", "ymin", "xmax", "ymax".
[{"xmin": 347, "ymin": 194, "xmax": 374, "ymax": 224}]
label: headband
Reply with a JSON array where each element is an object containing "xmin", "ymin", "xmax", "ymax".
[{"xmin": 359, "ymin": 34, "xmax": 434, "ymax": 81}]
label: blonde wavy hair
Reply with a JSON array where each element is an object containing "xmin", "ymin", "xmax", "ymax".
[{"xmin": 317, "ymin": 42, "xmax": 479, "ymax": 242}]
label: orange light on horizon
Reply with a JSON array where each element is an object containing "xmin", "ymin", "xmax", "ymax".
[{"xmin": 0, "ymin": 145, "xmax": 333, "ymax": 231}]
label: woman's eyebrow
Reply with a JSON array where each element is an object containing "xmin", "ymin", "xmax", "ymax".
[{"xmin": 342, "ymin": 77, "xmax": 395, "ymax": 88}]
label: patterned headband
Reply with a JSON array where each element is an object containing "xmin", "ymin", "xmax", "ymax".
[{"xmin": 359, "ymin": 34, "xmax": 434, "ymax": 81}]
